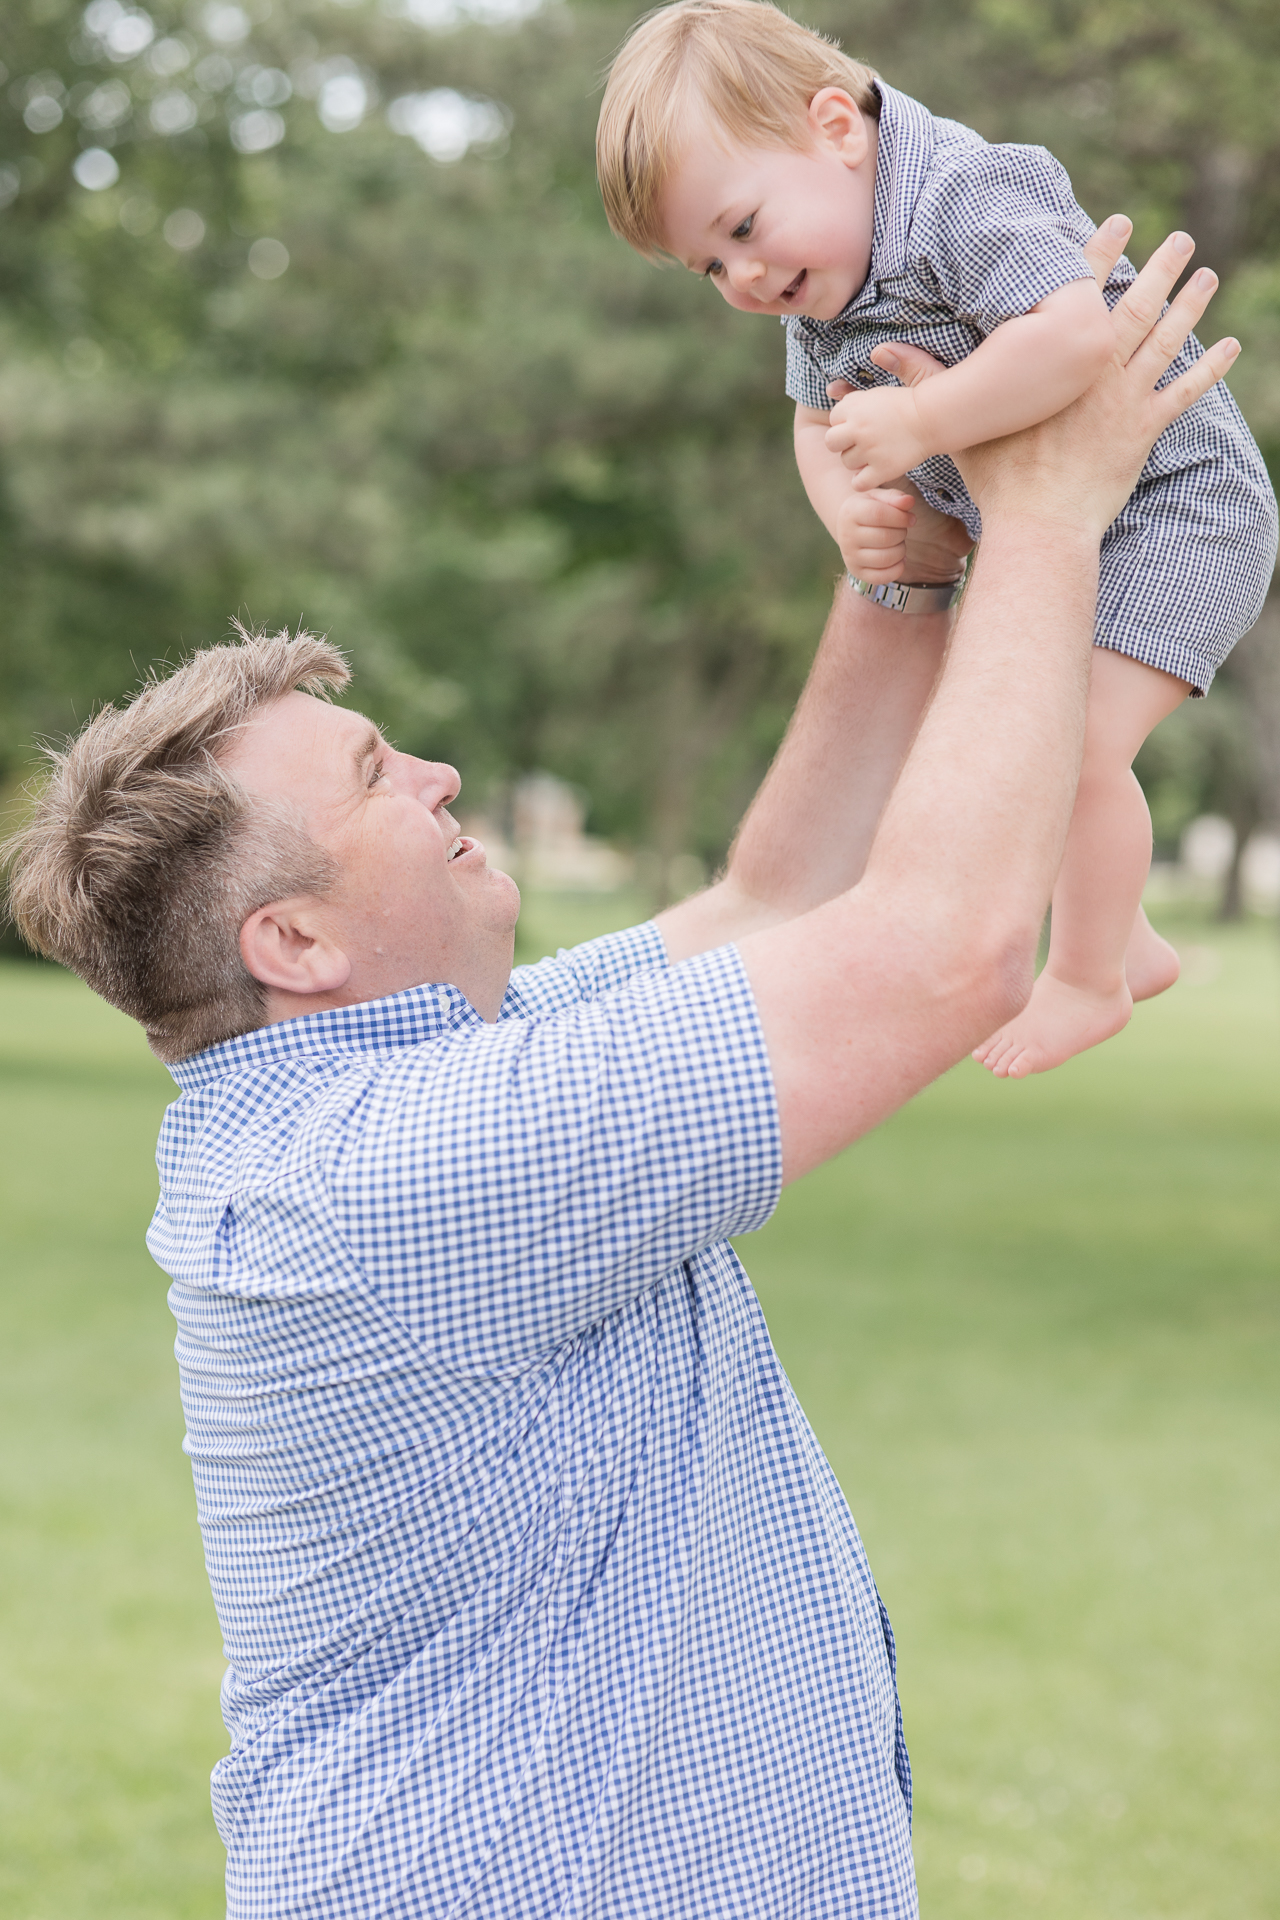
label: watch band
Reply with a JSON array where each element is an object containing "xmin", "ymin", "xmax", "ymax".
[{"xmin": 847, "ymin": 573, "xmax": 965, "ymax": 615}]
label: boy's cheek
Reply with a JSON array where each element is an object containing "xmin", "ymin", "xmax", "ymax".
[{"xmin": 717, "ymin": 281, "xmax": 774, "ymax": 315}]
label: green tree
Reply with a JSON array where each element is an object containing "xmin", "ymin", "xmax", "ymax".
[{"xmin": 1, "ymin": 0, "xmax": 1277, "ymax": 908}]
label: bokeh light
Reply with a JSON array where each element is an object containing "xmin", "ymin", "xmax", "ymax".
[{"xmin": 72, "ymin": 147, "xmax": 120, "ymax": 190}]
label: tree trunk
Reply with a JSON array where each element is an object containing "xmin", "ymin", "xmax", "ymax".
[
  {"xmin": 1218, "ymin": 580, "xmax": 1279, "ymax": 918},
  {"xmin": 1231, "ymin": 584, "xmax": 1280, "ymax": 830},
  {"xmin": 1182, "ymin": 146, "xmax": 1254, "ymax": 286}
]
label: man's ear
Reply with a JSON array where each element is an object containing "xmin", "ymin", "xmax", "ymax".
[
  {"xmin": 807, "ymin": 88, "xmax": 870, "ymax": 167},
  {"xmin": 239, "ymin": 898, "xmax": 352, "ymax": 998}
]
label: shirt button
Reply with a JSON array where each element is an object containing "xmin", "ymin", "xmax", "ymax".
[
  {"xmin": 937, "ymin": 488, "xmax": 955, "ymax": 501},
  {"xmin": 856, "ymin": 369, "xmax": 874, "ymax": 384}
]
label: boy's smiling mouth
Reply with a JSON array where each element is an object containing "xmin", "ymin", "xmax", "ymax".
[{"xmin": 779, "ymin": 269, "xmax": 807, "ymax": 302}]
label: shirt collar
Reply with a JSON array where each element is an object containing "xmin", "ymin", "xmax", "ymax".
[
  {"xmin": 796, "ymin": 80, "xmax": 937, "ymax": 338},
  {"xmin": 166, "ymin": 978, "xmax": 487, "ymax": 1092}
]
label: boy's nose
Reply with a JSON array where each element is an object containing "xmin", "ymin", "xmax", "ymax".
[{"xmin": 726, "ymin": 256, "xmax": 764, "ymax": 294}]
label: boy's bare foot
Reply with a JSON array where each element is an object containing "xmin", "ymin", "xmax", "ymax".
[
  {"xmin": 972, "ymin": 971, "xmax": 1134, "ymax": 1078},
  {"xmin": 1124, "ymin": 908, "xmax": 1181, "ymax": 1002}
]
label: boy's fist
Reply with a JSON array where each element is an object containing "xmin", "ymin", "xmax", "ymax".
[
  {"xmin": 825, "ymin": 385, "xmax": 929, "ymax": 490},
  {"xmin": 836, "ymin": 485, "xmax": 917, "ymax": 584}
]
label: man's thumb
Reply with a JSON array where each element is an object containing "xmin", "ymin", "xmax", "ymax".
[{"xmin": 870, "ymin": 341, "xmax": 948, "ymax": 387}]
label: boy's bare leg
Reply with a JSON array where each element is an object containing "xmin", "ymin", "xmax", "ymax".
[{"xmin": 974, "ymin": 648, "xmax": 1188, "ymax": 1078}]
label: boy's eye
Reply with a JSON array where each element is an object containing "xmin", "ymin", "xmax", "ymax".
[
  {"xmin": 702, "ymin": 258, "xmax": 724, "ymax": 279},
  {"xmin": 730, "ymin": 214, "xmax": 754, "ymax": 240}
]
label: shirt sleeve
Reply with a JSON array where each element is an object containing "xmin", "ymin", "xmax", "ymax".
[
  {"xmin": 785, "ymin": 319, "xmax": 837, "ymax": 411},
  {"xmin": 500, "ymin": 919, "xmax": 668, "ymax": 1021},
  {"xmin": 329, "ymin": 943, "xmax": 781, "ymax": 1376},
  {"xmin": 911, "ymin": 138, "xmax": 1097, "ymax": 335}
]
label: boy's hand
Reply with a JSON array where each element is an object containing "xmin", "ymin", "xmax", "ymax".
[
  {"xmin": 835, "ymin": 484, "xmax": 916, "ymax": 584},
  {"xmin": 827, "ymin": 384, "xmax": 975, "ymax": 586},
  {"xmin": 836, "ymin": 480, "xmax": 974, "ymax": 585},
  {"xmin": 824, "ymin": 385, "xmax": 930, "ymax": 490}
]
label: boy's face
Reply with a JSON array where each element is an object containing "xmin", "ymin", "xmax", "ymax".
[{"xmin": 658, "ymin": 89, "xmax": 876, "ymax": 323}]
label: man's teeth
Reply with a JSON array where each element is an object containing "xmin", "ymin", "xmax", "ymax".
[{"xmin": 446, "ymin": 836, "xmax": 463, "ymax": 861}]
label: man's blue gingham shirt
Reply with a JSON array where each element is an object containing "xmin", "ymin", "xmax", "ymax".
[
  {"xmin": 150, "ymin": 925, "xmax": 916, "ymax": 1919},
  {"xmin": 787, "ymin": 82, "xmax": 1278, "ymax": 694}
]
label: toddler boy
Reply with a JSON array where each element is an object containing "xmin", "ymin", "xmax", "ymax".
[{"xmin": 597, "ymin": 0, "xmax": 1277, "ymax": 1076}]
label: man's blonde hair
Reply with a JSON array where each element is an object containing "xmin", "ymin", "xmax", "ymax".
[
  {"xmin": 3, "ymin": 626, "xmax": 349, "ymax": 1062},
  {"xmin": 597, "ymin": 0, "xmax": 878, "ymax": 259}
]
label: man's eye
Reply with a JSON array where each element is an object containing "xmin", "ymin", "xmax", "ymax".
[
  {"xmin": 730, "ymin": 214, "xmax": 754, "ymax": 240},
  {"xmin": 368, "ymin": 760, "xmax": 385, "ymax": 787},
  {"xmin": 703, "ymin": 258, "xmax": 724, "ymax": 279}
]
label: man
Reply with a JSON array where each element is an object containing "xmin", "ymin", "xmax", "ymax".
[{"xmin": 6, "ymin": 231, "xmax": 1230, "ymax": 1918}]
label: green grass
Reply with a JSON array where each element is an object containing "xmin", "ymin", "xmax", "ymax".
[
  {"xmin": 0, "ymin": 966, "xmax": 226, "ymax": 1919},
  {"xmin": 2, "ymin": 907, "xmax": 1277, "ymax": 1917}
]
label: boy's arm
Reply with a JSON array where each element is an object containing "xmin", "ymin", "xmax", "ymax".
[
  {"xmin": 794, "ymin": 404, "xmax": 853, "ymax": 542},
  {"xmin": 826, "ymin": 277, "xmax": 1115, "ymax": 491},
  {"xmin": 797, "ymin": 403, "xmax": 970, "ymax": 584}
]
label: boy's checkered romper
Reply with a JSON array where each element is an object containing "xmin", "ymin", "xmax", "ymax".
[{"xmin": 786, "ymin": 82, "xmax": 1278, "ymax": 694}]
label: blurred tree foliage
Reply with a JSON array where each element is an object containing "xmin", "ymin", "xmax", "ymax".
[{"xmin": 1, "ymin": 0, "xmax": 1278, "ymax": 893}]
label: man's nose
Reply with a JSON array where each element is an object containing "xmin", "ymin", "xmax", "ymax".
[
  {"xmin": 401, "ymin": 755, "xmax": 460, "ymax": 807},
  {"xmin": 431, "ymin": 762, "xmax": 462, "ymax": 807}
]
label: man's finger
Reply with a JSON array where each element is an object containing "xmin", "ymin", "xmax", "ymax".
[
  {"xmin": 870, "ymin": 341, "xmax": 948, "ymax": 386},
  {"xmin": 1109, "ymin": 231, "xmax": 1195, "ymax": 363},
  {"xmin": 1082, "ymin": 214, "xmax": 1131, "ymax": 291},
  {"xmin": 1125, "ymin": 266, "xmax": 1219, "ymax": 390},
  {"xmin": 1146, "ymin": 334, "xmax": 1241, "ymax": 436}
]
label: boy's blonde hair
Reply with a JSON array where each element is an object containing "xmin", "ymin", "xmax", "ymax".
[{"xmin": 597, "ymin": 0, "xmax": 878, "ymax": 260}]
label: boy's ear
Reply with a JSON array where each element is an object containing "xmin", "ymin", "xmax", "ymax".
[{"xmin": 807, "ymin": 88, "xmax": 870, "ymax": 167}]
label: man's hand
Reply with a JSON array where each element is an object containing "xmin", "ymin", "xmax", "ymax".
[
  {"xmin": 824, "ymin": 383, "xmax": 931, "ymax": 490},
  {"xmin": 864, "ymin": 222, "xmax": 1236, "ymax": 539},
  {"xmin": 957, "ymin": 230, "xmax": 1234, "ymax": 533}
]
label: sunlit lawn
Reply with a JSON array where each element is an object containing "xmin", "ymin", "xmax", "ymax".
[{"xmin": 1, "ymin": 903, "xmax": 1277, "ymax": 1918}]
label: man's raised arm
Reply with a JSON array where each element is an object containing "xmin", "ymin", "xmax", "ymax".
[
  {"xmin": 657, "ymin": 582, "xmax": 954, "ymax": 960},
  {"xmin": 691, "ymin": 234, "xmax": 1232, "ymax": 1182}
]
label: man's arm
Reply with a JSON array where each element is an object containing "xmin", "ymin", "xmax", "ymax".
[
  {"xmin": 748, "ymin": 237, "xmax": 1232, "ymax": 1182},
  {"xmin": 658, "ymin": 581, "xmax": 953, "ymax": 958}
]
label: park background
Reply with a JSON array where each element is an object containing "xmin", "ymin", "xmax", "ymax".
[{"xmin": 1, "ymin": 0, "xmax": 1278, "ymax": 1913}]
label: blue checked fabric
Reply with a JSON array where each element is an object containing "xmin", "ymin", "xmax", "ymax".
[
  {"xmin": 786, "ymin": 82, "xmax": 1278, "ymax": 693},
  {"xmin": 150, "ymin": 923, "xmax": 917, "ymax": 1919}
]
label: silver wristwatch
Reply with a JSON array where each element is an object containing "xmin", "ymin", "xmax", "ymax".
[{"xmin": 847, "ymin": 573, "xmax": 965, "ymax": 615}]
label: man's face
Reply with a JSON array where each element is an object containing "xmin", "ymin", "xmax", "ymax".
[
  {"xmin": 225, "ymin": 691, "xmax": 520, "ymax": 1019},
  {"xmin": 658, "ymin": 102, "xmax": 875, "ymax": 322}
]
